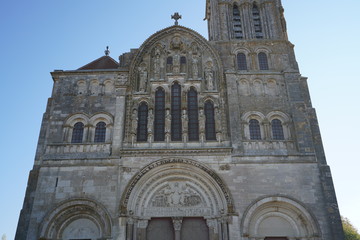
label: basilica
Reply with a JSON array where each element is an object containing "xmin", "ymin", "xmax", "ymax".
[{"xmin": 16, "ymin": 0, "xmax": 344, "ymax": 239}]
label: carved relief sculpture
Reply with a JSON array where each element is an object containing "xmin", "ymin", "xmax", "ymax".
[
  {"xmin": 153, "ymin": 48, "xmax": 161, "ymax": 79},
  {"xmin": 204, "ymin": 61, "xmax": 215, "ymax": 91},
  {"xmin": 138, "ymin": 63, "xmax": 148, "ymax": 92}
]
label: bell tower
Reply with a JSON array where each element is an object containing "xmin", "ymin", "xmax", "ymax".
[{"xmin": 206, "ymin": 0, "xmax": 287, "ymax": 41}]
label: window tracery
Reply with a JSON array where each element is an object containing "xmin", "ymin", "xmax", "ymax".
[
  {"xmin": 71, "ymin": 122, "xmax": 84, "ymax": 143},
  {"xmin": 94, "ymin": 121, "xmax": 106, "ymax": 143},
  {"xmin": 258, "ymin": 52, "xmax": 269, "ymax": 70}
]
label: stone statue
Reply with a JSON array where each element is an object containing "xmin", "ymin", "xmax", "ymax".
[
  {"xmin": 147, "ymin": 108, "xmax": 154, "ymax": 134},
  {"xmin": 154, "ymin": 48, "xmax": 161, "ymax": 79},
  {"xmin": 192, "ymin": 56, "xmax": 199, "ymax": 79},
  {"xmin": 173, "ymin": 53, "xmax": 180, "ymax": 74},
  {"xmin": 138, "ymin": 63, "xmax": 148, "ymax": 92},
  {"xmin": 131, "ymin": 109, "xmax": 138, "ymax": 134},
  {"xmin": 199, "ymin": 108, "xmax": 205, "ymax": 133},
  {"xmin": 205, "ymin": 62, "xmax": 215, "ymax": 91},
  {"xmin": 165, "ymin": 109, "xmax": 171, "ymax": 133},
  {"xmin": 181, "ymin": 109, "xmax": 188, "ymax": 133}
]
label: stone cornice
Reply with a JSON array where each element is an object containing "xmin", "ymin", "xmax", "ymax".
[{"xmin": 120, "ymin": 147, "xmax": 233, "ymax": 156}]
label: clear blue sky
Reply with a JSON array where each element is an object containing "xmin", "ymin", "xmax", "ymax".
[{"xmin": 1, "ymin": 0, "xmax": 359, "ymax": 238}]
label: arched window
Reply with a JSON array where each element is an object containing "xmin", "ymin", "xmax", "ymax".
[
  {"xmin": 233, "ymin": 5, "xmax": 243, "ymax": 39},
  {"xmin": 237, "ymin": 53, "xmax": 247, "ymax": 70},
  {"xmin": 137, "ymin": 102, "xmax": 148, "ymax": 142},
  {"xmin": 271, "ymin": 119, "xmax": 285, "ymax": 140},
  {"xmin": 249, "ymin": 119, "xmax": 261, "ymax": 140},
  {"xmin": 154, "ymin": 88, "xmax": 165, "ymax": 141},
  {"xmin": 258, "ymin": 52, "xmax": 269, "ymax": 70},
  {"xmin": 71, "ymin": 122, "xmax": 84, "ymax": 143},
  {"xmin": 204, "ymin": 101, "xmax": 216, "ymax": 140},
  {"xmin": 188, "ymin": 88, "xmax": 199, "ymax": 141},
  {"xmin": 171, "ymin": 83, "xmax": 182, "ymax": 141},
  {"xmin": 252, "ymin": 4, "xmax": 263, "ymax": 39},
  {"xmin": 180, "ymin": 56, "xmax": 187, "ymax": 73},
  {"xmin": 166, "ymin": 56, "xmax": 173, "ymax": 73},
  {"xmin": 94, "ymin": 122, "xmax": 106, "ymax": 143}
]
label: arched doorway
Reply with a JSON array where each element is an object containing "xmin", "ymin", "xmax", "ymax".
[
  {"xmin": 120, "ymin": 158, "xmax": 234, "ymax": 240},
  {"xmin": 241, "ymin": 196, "xmax": 321, "ymax": 240}
]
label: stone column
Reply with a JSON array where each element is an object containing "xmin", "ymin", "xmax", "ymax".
[
  {"xmin": 112, "ymin": 87, "xmax": 127, "ymax": 155},
  {"xmin": 172, "ymin": 217, "xmax": 183, "ymax": 240},
  {"xmin": 206, "ymin": 219, "xmax": 218, "ymax": 240},
  {"xmin": 126, "ymin": 218, "xmax": 134, "ymax": 240},
  {"xmin": 137, "ymin": 220, "xmax": 148, "ymax": 240}
]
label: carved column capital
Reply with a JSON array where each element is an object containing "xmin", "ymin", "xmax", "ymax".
[{"xmin": 172, "ymin": 217, "xmax": 183, "ymax": 231}]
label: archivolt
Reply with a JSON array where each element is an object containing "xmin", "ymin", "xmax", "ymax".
[{"xmin": 120, "ymin": 158, "xmax": 234, "ymax": 217}]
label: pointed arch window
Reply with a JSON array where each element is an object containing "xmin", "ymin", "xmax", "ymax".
[
  {"xmin": 188, "ymin": 88, "xmax": 199, "ymax": 141},
  {"xmin": 71, "ymin": 122, "xmax": 84, "ymax": 143},
  {"xmin": 204, "ymin": 101, "xmax": 216, "ymax": 140},
  {"xmin": 237, "ymin": 53, "xmax": 247, "ymax": 70},
  {"xmin": 249, "ymin": 119, "xmax": 261, "ymax": 140},
  {"xmin": 171, "ymin": 83, "xmax": 182, "ymax": 141},
  {"xmin": 94, "ymin": 121, "xmax": 106, "ymax": 143},
  {"xmin": 271, "ymin": 119, "xmax": 285, "ymax": 140},
  {"xmin": 137, "ymin": 102, "xmax": 148, "ymax": 142},
  {"xmin": 233, "ymin": 5, "xmax": 243, "ymax": 39},
  {"xmin": 252, "ymin": 4, "xmax": 263, "ymax": 39},
  {"xmin": 154, "ymin": 88, "xmax": 165, "ymax": 141},
  {"xmin": 258, "ymin": 52, "xmax": 269, "ymax": 70}
]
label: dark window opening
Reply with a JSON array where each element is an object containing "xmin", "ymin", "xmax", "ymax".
[
  {"xmin": 71, "ymin": 122, "xmax": 84, "ymax": 143},
  {"xmin": 249, "ymin": 119, "xmax": 261, "ymax": 140},
  {"xmin": 233, "ymin": 5, "xmax": 243, "ymax": 39},
  {"xmin": 258, "ymin": 52, "xmax": 269, "ymax": 70},
  {"xmin": 188, "ymin": 88, "xmax": 199, "ymax": 141},
  {"xmin": 271, "ymin": 119, "xmax": 285, "ymax": 140},
  {"xmin": 154, "ymin": 88, "xmax": 165, "ymax": 141},
  {"xmin": 204, "ymin": 101, "xmax": 216, "ymax": 140},
  {"xmin": 237, "ymin": 53, "xmax": 247, "ymax": 70},
  {"xmin": 252, "ymin": 4, "xmax": 263, "ymax": 39},
  {"xmin": 137, "ymin": 102, "xmax": 148, "ymax": 142},
  {"xmin": 171, "ymin": 83, "xmax": 182, "ymax": 141},
  {"xmin": 94, "ymin": 121, "xmax": 106, "ymax": 143}
]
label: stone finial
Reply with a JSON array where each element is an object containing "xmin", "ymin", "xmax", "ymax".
[
  {"xmin": 104, "ymin": 46, "xmax": 110, "ymax": 56},
  {"xmin": 171, "ymin": 12, "xmax": 182, "ymax": 26}
]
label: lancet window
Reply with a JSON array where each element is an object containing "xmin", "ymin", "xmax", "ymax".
[
  {"xmin": 233, "ymin": 5, "xmax": 243, "ymax": 39},
  {"xmin": 252, "ymin": 4, "xmax": 263, "ymax": 39},
  {"xmin": 237, "ymin": 53, "xmax": 247, "ymax": 70},
  {"xmin": 258, "ymin": 52, "xmax": 269, "ymax": 70},
  {"xmin": 271, "ymin": 119, "xmax": 285, "ymax": 140},
  {"xmin": 188, "ymin": 88, "xmax": 199, "ymax": 141},
  {"xmin": 137, "ymin": 102, "xmax": 148, "ymax": 142},
  {"xmin": 94, "ymin": 122, "xmax": 106, "ymax": 143},
  {"xmin": 171, "ymin": 83, "xmax": 182, "ymax": 141},
  {"xmin": 71, "ymin": 122, "xmax": 84, "ymax": 143},
  {"xmin": 249, "ymin": 119, "xmax": 262, "ymax": 140},
  {"xmin": 204, "ymin": 101, "xmax": 216, "ymax": 140},
  {"xmin": 154, "ymin": 88, "xmax": 166, "ymax": 141}
]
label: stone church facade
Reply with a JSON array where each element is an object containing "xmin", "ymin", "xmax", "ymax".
[{"xmin": 16, "ymin": 0, "xmax": 344, "ymax": 240}]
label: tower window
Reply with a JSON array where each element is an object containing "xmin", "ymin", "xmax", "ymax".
[
  {"xmin": 94, "ymin": 121, "xmax": 106, "ymax": 143},
  {"xmin": 271, "ymin": 119, "xmax": 285, "ymax": 140},
  {"xmin": 252, "ymin": 4, "xmax": 263, "ymax": 39},
  {"xmin": 154, "ymin": 88, "xmax": 165, "ymax": 141},
  {"xmin": 137, "ymin": 102, "xmax": 148, "ymax": 142},
  {"xmin": 71, "ymin": 122, "xmax": 84, "ymax": 143},
  {"xmin": 249, "ymin": 119, "xmax": 261, "ymax": 140},
  {"xmin": 237, "ymin": 53, "xmax": 247, "ymax": 70},
  {"xmin": 258, "ymin": 52, "xmax": 269, "ymax": 70},
  {"xmin": 171, "ymin": 83, "xmax": 182, "ymax": 141},
  {"xmin": 233, "ymin": 5, "xmax": 243, "ymax": 39},
  {"xmin": 188, "ymin": 88, "xmax": 199, "ymax": 141},
  {"xmin": 205, "ymin": 101, "xmax": 216, "ymax": 140}
]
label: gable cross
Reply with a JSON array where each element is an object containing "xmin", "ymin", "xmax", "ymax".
[{"xmin": 171, "ymin": 12, "xmax": 182, "ymax": 26}]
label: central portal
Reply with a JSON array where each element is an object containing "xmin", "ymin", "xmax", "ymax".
[
  {"xmin": 146, "ymin": 217, "xmax": 209, "ymax": 240},
  {"xmin": 121, "ymin": 159, "xmax": 234, "ymax": 240}
]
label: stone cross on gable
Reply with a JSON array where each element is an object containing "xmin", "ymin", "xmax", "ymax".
[{"xmin": 171, "ymin": 12, "xmax": 182, "ymax": 26}]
